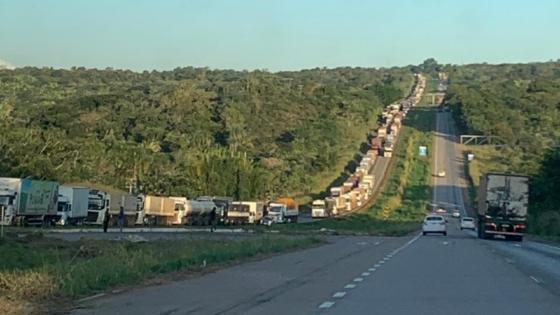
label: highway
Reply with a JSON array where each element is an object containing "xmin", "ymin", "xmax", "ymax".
[{"xmin": 73, "ymin": 110, "xmax": 560, "ymax": 315}]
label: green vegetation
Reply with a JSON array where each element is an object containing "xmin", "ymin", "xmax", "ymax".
[
  {"xmin": 372, "ymin": 107, "xmax": 434, "ymax": 221},
  {"xmin": 271, "ymin": 106, "xmax": 435, "ymax": 235},
  {"xmin": 0, "ymin": 233, "xmax": 322, "ymax": 314},
  {"xmin": 0, "ymin": 67, "xmax": 412, "ymax": 200},
  {"xmin": 445, "ymin": 61, "xmax": 560, "ymax": 238}
]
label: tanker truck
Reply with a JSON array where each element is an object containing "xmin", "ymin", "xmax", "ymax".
[{"xmin": 0, "ymin": 178, "xmax": 59, "ymax": 226}]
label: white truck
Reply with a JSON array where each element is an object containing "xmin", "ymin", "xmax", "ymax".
[
  {"xmin": 0, "ymin": 178, "xmax": 59, "ymax": 226},
  {"xmin": 311, "ymin": 199, "xmax": 335, "ymax": 218},
  {"xmin": 226, "ymin": 201, "xmax": 264, "ymax": 224},
  {"xmin": 136, "ymin": 195, "xmax": 188, "ymax": 226},
  {"xmin": 262, "ymin": 198, "xmax": 299, "ymax": 225},
  {"xmin": 86, "ymin": 190, "xmax": 139, "ymax": 226},
  {"xmin": 57, "ymin": 186, "xmax": 89, "ymax": 225}
]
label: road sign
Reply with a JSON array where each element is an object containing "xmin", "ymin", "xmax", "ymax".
[{"xmin": 419, "ymin": 146, "xmax": 427, "ymax": 156}]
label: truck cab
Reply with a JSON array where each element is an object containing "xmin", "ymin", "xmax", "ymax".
[
  {"xmin": 87, "ymin": 190, "xmax": 110, "ymax": 225},
  {"xmin": 57, "ymin": 194, "xmax": 71, "ymax": 225},
  {"xmin": 311, "ymin": 199, "xmax": 327, "ymax": 218},
  {"xmin": 0, "ymin": 187, "xmax": 17, "ymax": 225}
]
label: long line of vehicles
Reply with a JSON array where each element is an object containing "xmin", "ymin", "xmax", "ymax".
[
  {"xmin": 0, "ymin": 178, "xmax": 298, "ymax": 227},
  {"xmin": 0, "ymin": 74, "xmax": 427, "ymax": 228},
  {"xmin": 311, "ymin": 73, "xmax": 427, "ymax": 218}
]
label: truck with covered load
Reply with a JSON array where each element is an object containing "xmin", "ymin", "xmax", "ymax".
[
  {"xmin": 262, "ymin": 198, "xmax": 299, "ymax": 225},
  {"xmin": 57, "ymin": 186, "xmax": 89, "ymax": 226},
  {"xmin": 0, "ymin": 178, "xmax": 59, "ymax": 226},
  {"xmin": 477, "ymin": 173, "xmax": 528, "ymax": 241},
  {"xmin": 136, "ymin": 195, "xmax": 188, "ymax": 226},
  {"xmin": 226, "ymin": 201, "xmax": 263, "ymax": 224}
]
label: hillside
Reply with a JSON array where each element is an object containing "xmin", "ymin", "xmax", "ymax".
[{"xmin": 0, "ymin": 66, "xmax": 413, "ymax": 199}]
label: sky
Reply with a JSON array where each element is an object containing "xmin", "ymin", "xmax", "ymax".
[{"xmin": 0, "ymin": 0, "xmax": 559, "ymax": 71}]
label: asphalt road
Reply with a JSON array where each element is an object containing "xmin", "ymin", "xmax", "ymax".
[{"xmin": 72, "ymin": 109, "xmax": 560, "ymax": 315}]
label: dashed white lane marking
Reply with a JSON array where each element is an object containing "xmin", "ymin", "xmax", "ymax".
[
  {"xmin": 319, "ymin": 301, "xmax": 335, "ymax": 309},
  {"xmin": 379, "ymin": 260, "xmax": 385, "ymax": 264},
  {"xmin": 530, "ymin": 276, "xmax": 542, "ymax": 284},
  {"xmin": 353, "ymin": 277, "xmax": 364, "ymax": 282},
  {"xmin": 361, "ymin": 272, "xmax": 371, "ymax": 276},
  {"xmin": 374, "ymin": 241, "xmax": 381, "ymax": 245},
  {"xmin": 357, "ymin": 241, "xmax": 368, "ymax": 246},
  {"xmin": 514, "ymin": 244, "xmax": 521, "ymax": 248},
  {"xmin": 368, "ymin": 268, "xmax": 376, "ymax": 272},
  {"xmin": 374, "ymin": 264, "xmax": 381, "ymax": 268},
  {"xmin": 344, "ymin": 284, "xmax": 356, "ymax": 289},
  {"xmin": 333, "ymin": 292, "xmax": 347, "ymax": 298}
]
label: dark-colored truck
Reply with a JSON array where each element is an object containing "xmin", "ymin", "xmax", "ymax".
[{"xmin": 477, "ymin": 173, "xmax": 529, "ymax": 241}]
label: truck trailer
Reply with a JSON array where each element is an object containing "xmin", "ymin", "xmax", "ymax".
[
  {"xmin": 0, "ymin": 178, "xmax": 59, "ymax": 226},
  {"xmin": 477, "ymin": 173, "xmax": 528, "ymax": 241}
]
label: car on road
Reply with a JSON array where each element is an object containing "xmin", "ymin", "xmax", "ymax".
[
  {"xmin": 435, "ymin": 207, "xmax": 447, "ymax": 214},
  {"xmin": 451, "ymin": 210, "xmax": 461, "ymax": 218},
  {"xmin": 422, "ymin": 215, "xmax": 447, "ymax": 236},
  {"xmin": 437, "ymin": 171, "xmax": 446, "ymax": 177},
  {"xmin": 460, "ymin": 217, "xmax": 476, "ymax": 231}
]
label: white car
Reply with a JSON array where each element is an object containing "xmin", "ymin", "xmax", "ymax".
[
  {"xmin": 451, "ymin": 211, "xmax": 461, "ymax": 218},
  {"xmin": 435, "ymin": 207, "xmax": 447, "ymax": 215},
  {"xmin": 460, "ymin": 217, "xmax": 476, "ymax": 230},
  {"xmin": 437, "ymin": 171, "xmax": 446, "ymax": 177},
  {"xmin": 422, "ymin": 215, "xmax": 447, "ymax": 236}
]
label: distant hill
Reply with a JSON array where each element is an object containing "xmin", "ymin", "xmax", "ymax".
[{"xmin": 0, "ymin": 58, "xmax": 15, "ymax": 70}]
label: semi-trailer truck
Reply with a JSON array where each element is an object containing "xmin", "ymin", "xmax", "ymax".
[
  {"xmin": 87, "ymin": 190, "xmax": 139, "ymax": 226},
  {"xmin": 477, "ymin": 173, "xmax": 529, "ymax": 241},
  {"xmin": 0, "ymin": 178, "xmax": 59, "ymax": 226}
]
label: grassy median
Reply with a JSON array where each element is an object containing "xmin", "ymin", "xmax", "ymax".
[
  {"xmin": 0, "ymin": 232, "xmax": 322, "ymax": 315},
  {"xmin": 370, "ymin": 107, "xmax": 435, "ymax": 221}
]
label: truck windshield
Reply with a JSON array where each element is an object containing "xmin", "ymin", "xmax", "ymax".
[
  {"xmin": 58, "ymin": 202, "xmax": 69, "ymax": 212},
  {"xmin": 88, "ymin": 198, "xmax": 104, "ymax": 210},
  {"xmin": 0, "ymin": 196, "xmax": 13, "ymax": 206},
  {"xmin": 269, "ymin": 206, "xmax": 283, "ymax": 213},
  {"xmin": 230, "ymin": 205, "xmax": 250, "ymax": 212}
]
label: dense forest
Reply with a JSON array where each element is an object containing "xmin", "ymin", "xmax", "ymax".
[
  {"xmin": 445, "ymin": 60, "xmax": 560, "ymax": 236},
  {"xmin": 0, "ymin": 66, "xmax": 413, "ymax": 200}
]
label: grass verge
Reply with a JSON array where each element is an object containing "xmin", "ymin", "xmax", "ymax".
[{"xmin": 0, "ymin": 233, "xmax": 322, "ymax": 315}]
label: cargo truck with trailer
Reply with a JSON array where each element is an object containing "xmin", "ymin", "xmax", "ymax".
[
  {"xmin": 87, "ymin": 190, "xmax": 140, "ymax": 226},
  {"xmin": 57, "ymin": 186, "xmax": 89, "ymax": 225},
  {"xmin": 477, "ymin": 173, "xmax": 528, "ymax": 241},
  {"xmin": 137, "ymin": 195, "xmax": 188, "ymax": 226},
  {"xmin": 0, "ymin": 178, "xmax": 59, "ymax": 226}
]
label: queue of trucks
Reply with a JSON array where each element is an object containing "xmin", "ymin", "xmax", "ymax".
[
  {"xmin": 311, "ymin": 74, "xmax": 427, "ymax": 218},
  {"xmin": 0, "ymin": 176, "xmax": 299, "ymax": 227}
]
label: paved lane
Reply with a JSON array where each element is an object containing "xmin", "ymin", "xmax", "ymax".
[{"xmin": 319, "ymin": 108, "xmax": 560, "ymax": 314}]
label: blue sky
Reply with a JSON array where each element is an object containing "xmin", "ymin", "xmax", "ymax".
[{"xmin": 0, "ymin": 0, "xmax": 559, "ymax": 71}]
